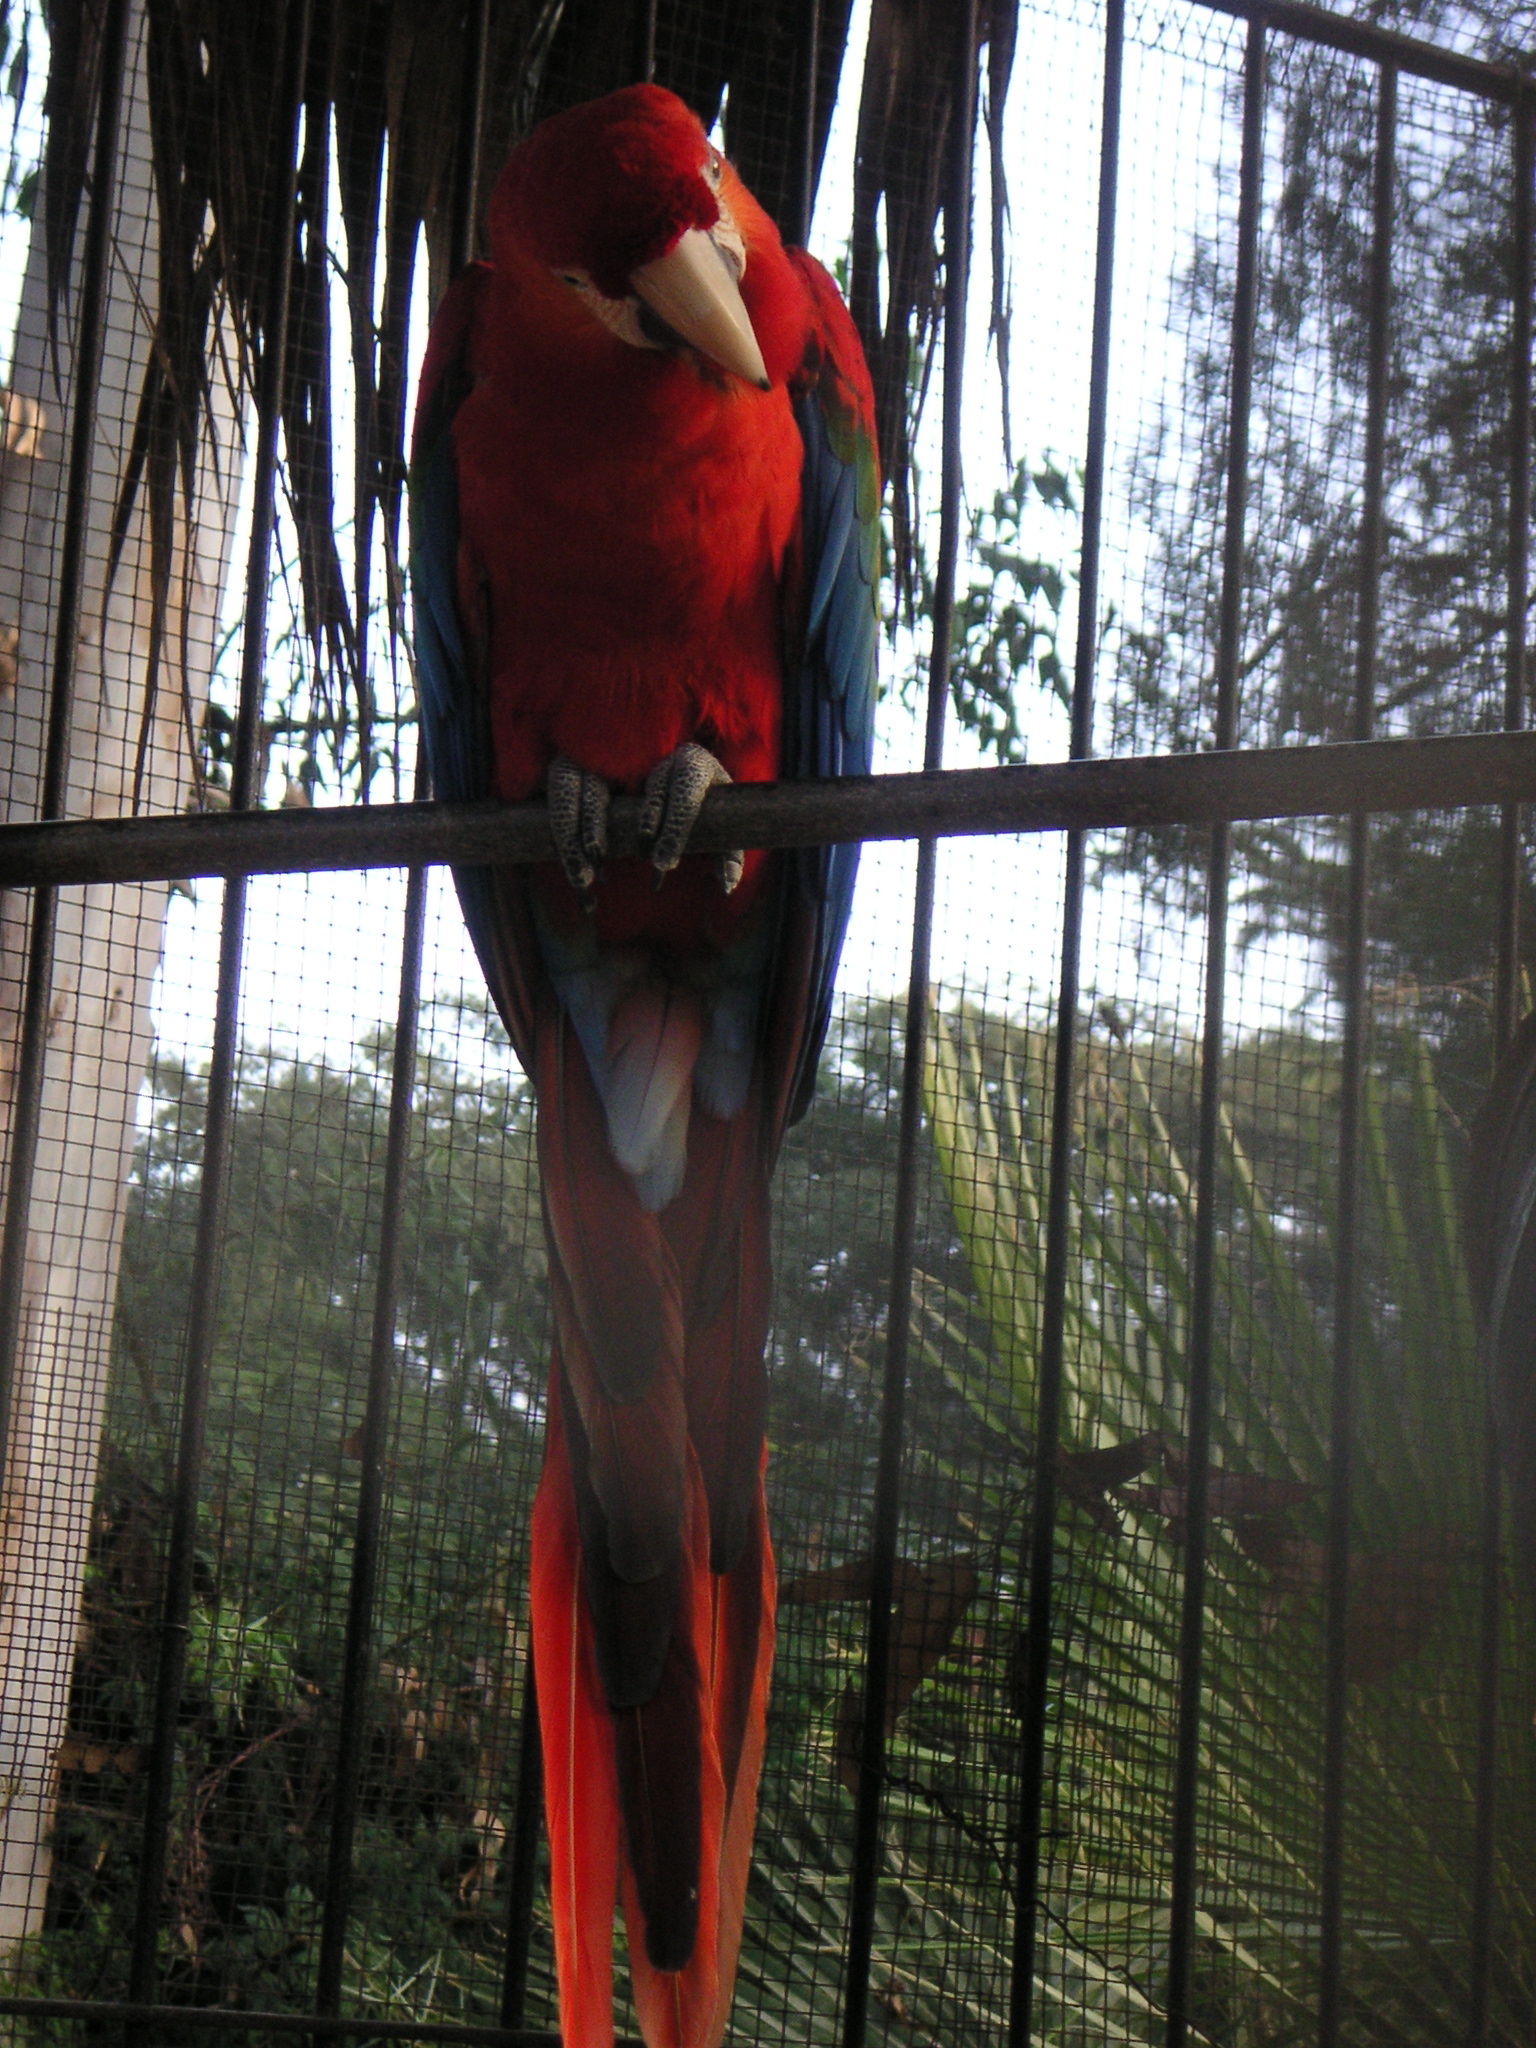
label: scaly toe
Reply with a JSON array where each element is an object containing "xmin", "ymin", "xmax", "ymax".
[
  {"xmin": 547, "ymin": 755, "xmax": 610, "ymax": 897},
  {"xmin": 641, "ymin": 741, "xmax": 733, "ymax": 879}
]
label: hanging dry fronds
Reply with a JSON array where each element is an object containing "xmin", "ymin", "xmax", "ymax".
[
  {"xmin": 849, "ymin": 0, "xmax": 1017, "ymax": 618},
  {"xmin": 41, "ymin": 0, "xmax": 1019, "ymax": 792}
]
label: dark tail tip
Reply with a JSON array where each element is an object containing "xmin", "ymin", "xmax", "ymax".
[{"xmin": 643, "ymin": 1889, "xmax": 699, "ymax": 1973}]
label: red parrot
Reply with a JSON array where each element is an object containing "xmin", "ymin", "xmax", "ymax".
[{"xmin": 409, "ymin": 84, "xmax": 878, "ymax": 2048}]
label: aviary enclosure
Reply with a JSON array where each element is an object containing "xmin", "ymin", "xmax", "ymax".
[{"xmin": 0, "ymin": 0, "xmax": 1528, "ymax": 2040}]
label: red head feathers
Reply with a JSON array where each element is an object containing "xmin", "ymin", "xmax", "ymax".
[
  {"xmin": 490, "ymin": 84, "xmax": 721, "ymax": 300},
  {"xmin": 484, "ymin": 83, "xmax": 810, "ymax": 393}
]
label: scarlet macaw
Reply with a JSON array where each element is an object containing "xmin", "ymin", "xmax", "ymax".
[{"xmin": 410, "ymin": 84, "xmax": 878, "ymax": 2048}]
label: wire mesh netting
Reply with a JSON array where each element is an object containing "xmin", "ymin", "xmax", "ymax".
[{"xmin": 0, "ymin": 0, "xmax": 1531, "ymax": 2043}]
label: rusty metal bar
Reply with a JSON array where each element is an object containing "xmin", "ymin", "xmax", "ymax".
[
  {"xmin": 632, "ymin": 0, "xmax": 657, "ymax": 83},
  {"xmin": 451, "ymin": 0, "xmax": 491, "ymax": 273},
  {"xmin": 799, "ymin": 0, "xmax": 822, "ymax": 245}
]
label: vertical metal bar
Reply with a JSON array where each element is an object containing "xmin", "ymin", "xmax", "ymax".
[
  {"xmin": 314, "ymin": 865, "xmax": 428, "ymax": 2012},
  {"xmin": 127, "ymin": 0, "xmax": 314, "ymax": 2001},
  {"xmin": 1495, "ymin": 93, "xmax": 1533, "ymax": 1058},
  {"xmin": 1318, "ymin": 63, "xmax": 1394, "ymax": 2048},
  {"xmin": 632, "ymin": 0, "xmax": 658, "ymax": 86},
  {"xmin": 450, "ymin": 0, "xmax": 491, "ymax": 277},
  {"xmin": 0, "ymin": 0, "xmax": 131, "ymax": 1493},
  {"xmin": 499, "ymin": 1660, "xmax": 544, "ymax": 2030},
  {"xmin": 315, "ymin": 3, "xmax": 492, "ymax": 2011},
  {"xmin": 1009, "ymin": 2, "xmax": 1122, "ymax": 2038},
  {"xmin": 1468, "ymin": 77, "xmax": 1533, "ymax": 2048},
  {"xmin": 446, "ymin": 0, "xmax": 549, "ymax": 2002},
  {"xmin": 798, "ymin": 0, "xmax": 822, "ymax": 248},
  {"xmin": 839, "ymin": 9, "xmax": 976, "ymax": 2047},
  {"xmin": 1164, "ymin": 25, "xmax": 1264, "ymax": 2045},
  {"xmin": 443, "ymin": 0, "xmax": 553, "ymax": 2007}
]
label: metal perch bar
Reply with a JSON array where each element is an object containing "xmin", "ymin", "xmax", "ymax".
[{"xmin": 6, "ymin": 731, "xmax": 1536, "ymax": 889}]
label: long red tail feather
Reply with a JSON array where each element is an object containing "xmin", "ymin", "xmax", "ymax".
[
  {"xmin": 534, "ymin": 992, "xmax": 784, "ymax": 2048},
  {"xmin": 622, "ymin": 1452, "xmax": 727, "ymax": 2048},
  {"xmin": 532, "ymin": 1381, "xmax": 622, "ymax": 2048}
]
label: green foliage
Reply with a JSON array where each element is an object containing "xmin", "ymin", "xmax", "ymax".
[
  {"xmin": 911, "ymin": 998, "xmax": 1536, "ymax": 2041},
  {"xmin": 899, "ymin": 457, "xmax": 1080, "ymax": 767},
  {"xmin": 1100, "ymin": 3, "xmax": 1536, "ymax": 1059},
  {"xmin": 1, "ymin": 996, "xmax": 969, "ymax": 2038},
  {"xmin": 8, "ymin": 1010, "xmax": 551, "ymax": 2024},
  {"xmin": 9, "ymin": 980, "xmax": 1529, "ymax": 2045},
  {"xmin": 0, "ymin": 1, "xmax": 41, "ymax": 226}
]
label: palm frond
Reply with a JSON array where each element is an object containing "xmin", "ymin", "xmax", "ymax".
[{"xmin": 40, "ymin": 0, "xmax": 1020, "ymax": 795}]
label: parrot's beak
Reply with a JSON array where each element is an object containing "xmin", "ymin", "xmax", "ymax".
[{"xmin": 632, "ymin": 228, "xmax": 771, "ymax": 390}]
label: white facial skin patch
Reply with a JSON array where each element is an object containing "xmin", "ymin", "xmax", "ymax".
[{"xmin": 552, "ymin": 155, "xmax": 747, "ymax": 354}]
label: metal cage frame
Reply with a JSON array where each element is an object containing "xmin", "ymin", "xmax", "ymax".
[{"xmin": 0, "ymin": 0, "xmax": 1531, "ymax": 2040}]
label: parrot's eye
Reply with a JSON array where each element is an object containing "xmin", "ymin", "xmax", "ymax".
[
  {"xmin": 554, "ymin": 269, "xmax": 587, "ymax": 289},
  {"xmin": 703, "ymin": 152, "xmax": 723, "ymax": 189}
]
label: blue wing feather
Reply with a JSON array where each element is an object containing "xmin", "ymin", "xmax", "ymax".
[
  {"xmin": 785, "ymin": 373, "xmax": 879, "ymax": 1124},
  {"xmin": 412, "ymin": 428, "xmax": 483, "ymax": 807},
  {"xmin": 407, "ymin": 270, "xmax": 513, "ymax": 1033}
]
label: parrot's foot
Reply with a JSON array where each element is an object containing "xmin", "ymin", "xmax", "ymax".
[
  {"xmin": 638, "ymin": 742, "xmax": 743, "ymax": 895},
  {"xmin": 547, "ymin": 755, "xmax": 610, "ymax": 902}
]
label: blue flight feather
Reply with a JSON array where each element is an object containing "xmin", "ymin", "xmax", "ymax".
[{"xmin": 784, "ymin": 378, "xmax": 879, "ymax": 1123}]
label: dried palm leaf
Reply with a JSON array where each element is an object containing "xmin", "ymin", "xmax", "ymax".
[{"xmin": 41, "ymin": 0, "xmax": 1019, "ymax": 789}]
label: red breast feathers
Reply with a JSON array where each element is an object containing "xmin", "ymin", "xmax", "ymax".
[{"xmin": 452, "ymin": 87, "xmax": 814, "ymax": 855}]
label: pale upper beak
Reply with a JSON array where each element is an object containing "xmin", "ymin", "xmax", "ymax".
[{"xmin": 632, "ymin": 227, "xmax": 770, "ymax": 391}]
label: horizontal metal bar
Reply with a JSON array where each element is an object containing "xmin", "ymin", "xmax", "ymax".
[
  {"xmin": 6, "ymin": 732, "xmax": 1536, "ymax": 887},
  {"xmin": 1195, "ymin": 0, "xmax": 1526, "ymax": 104},
  {"xmin": 0, "ymin": 1994, "xmax": 641, "ymax": 2043}
]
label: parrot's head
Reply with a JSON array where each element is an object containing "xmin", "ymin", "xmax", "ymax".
[{"xmin": 486, "ymin": 84, "xmax": 808, "ymax": 391}]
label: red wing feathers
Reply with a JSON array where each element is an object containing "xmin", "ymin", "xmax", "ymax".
[{"xmin": 787, "ymin": 247, "xmax": 880, "ymax": 478}]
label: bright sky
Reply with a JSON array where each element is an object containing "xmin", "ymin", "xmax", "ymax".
[{"xmin": 0, "ymin": 0, "xmax": 1323, "ymax": 1075}]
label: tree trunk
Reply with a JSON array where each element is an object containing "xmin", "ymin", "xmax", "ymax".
[{"xmin": 0, "ymin": 2, "xmax": 244, "ymax": 1943}]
